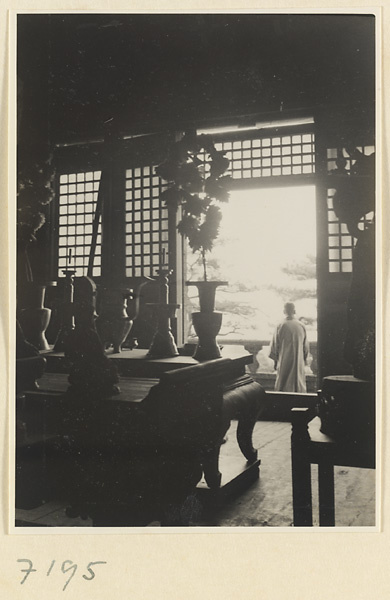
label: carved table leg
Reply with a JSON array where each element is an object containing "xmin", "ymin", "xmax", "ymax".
[
  {"xmin": 198, "ymin": 371, "xmax": 265, "ymax": 493},
  {"xmin": 224, "ymin": 375, "xmax": 265, "ymax": 464},
  {"xmin": 237, "ymin": 415, "xmax": 259, "ymax": 463}
]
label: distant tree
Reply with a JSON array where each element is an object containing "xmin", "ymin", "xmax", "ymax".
[
  {"xmin": 214, "ymin": 298, "xmax": 256, "ymax": 316},
  {"xmin": 268, "ymin": 254, "xmax": 316, "ymax": 300},
  {"xmin": 280, "ymin": 254, "xmax": 316, "ymax": 280},
  {"xmin": 266, "ymin": 284, "xmax": 316, "ymax": 302}
]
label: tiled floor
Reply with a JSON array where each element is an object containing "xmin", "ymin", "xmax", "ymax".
[{"xmin": 15, "ymin": 421, "xmax": 376, "ymax": 528}]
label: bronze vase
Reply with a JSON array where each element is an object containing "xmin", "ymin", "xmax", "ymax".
[
  {"xmin": 18, "ymin": 283, "xmax": 54, "ymax": 351},
  {"xmin": 186, "ymin": 281, "xmax": 227, "ymax": 361},
  {"xmin": 191, "ymin": 311, "xmax": 223, "ymax": 361}
]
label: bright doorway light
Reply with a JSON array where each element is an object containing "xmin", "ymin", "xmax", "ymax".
[{"xmin": 185, "ymin": 185, "xmax": 317, "ymax": 362}]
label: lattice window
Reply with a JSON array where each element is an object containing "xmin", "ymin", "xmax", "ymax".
[
  {"xmin": 209, "ymin": 132, "xmax": 315, "ymax": 179},
  {"xmin": 58, "ymin": 171, "xmax": 102, "ymax": 277},
  {"xmin": 125, "ymin": 166, "xmax": 169, "ymax": 277},
  {"xmin": 326, "ymin": 145, "xmax": 375, "ymax": 273}
]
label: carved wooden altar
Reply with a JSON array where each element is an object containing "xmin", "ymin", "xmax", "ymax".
[{"xmin": 16, "ymin": 352, "xmax": 265, "ymax": 526}]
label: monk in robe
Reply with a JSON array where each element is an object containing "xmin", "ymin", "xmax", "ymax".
[{"xmin": 269, "ymin": 302, "xmax": 309, "ymax": 393}]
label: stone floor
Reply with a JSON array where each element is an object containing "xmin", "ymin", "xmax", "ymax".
[{"xmin": 15, "ymin": 420, "xmax": 376, "ymax": 528}]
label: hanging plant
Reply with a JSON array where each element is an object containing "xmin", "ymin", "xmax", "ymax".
[
  {"xmin": 16, "ymin": 146, "xmax": 55, "ymax": 288},
  {"xmin": 156, "ymin": 132, "xmax": 231, "ymax": 281},
  {"xmin": 328, "ymin": 146, "xmax": 375, "ymax": 238},
  {"xmin": 17, "ymin": 146, "xmax": 55, "ymax": 250}
]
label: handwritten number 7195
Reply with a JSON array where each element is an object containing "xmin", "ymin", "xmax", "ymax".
[{"xmin": 17, "ymin": 559, "xmax": 107, "ymax": 591}]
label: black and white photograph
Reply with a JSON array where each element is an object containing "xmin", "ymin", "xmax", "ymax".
[{"xmin": 12, "ymin": 11, "xmax": 378, "ymax": 531}]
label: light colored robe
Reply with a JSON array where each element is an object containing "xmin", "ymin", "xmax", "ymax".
[{"xmin": 269, "ymin": 318, "xmax": 309, "ymax": 393}]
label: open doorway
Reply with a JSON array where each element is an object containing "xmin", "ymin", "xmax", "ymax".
[{"xmin": 185, "ymin": 184, "xmax": 317, "ymax": 390}]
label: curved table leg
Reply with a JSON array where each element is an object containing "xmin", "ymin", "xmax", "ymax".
[
  {"xmin": 237, "ymin": 415, "xmax": 259, "ymax": 463},
  {"xmin": 224, "ymin": 375, "xmax": 265, "ymax": 464},
  {"xmin": 200, "ymin": 374, "xmax": 265, "ymax": 492}
]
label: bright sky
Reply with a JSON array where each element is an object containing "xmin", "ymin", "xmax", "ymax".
[{"xmin": 211, "ymin": 185, "xmax": 317, "ymax": 285}]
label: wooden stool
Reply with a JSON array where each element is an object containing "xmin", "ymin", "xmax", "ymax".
[{"xmin": 291, "ymin": 375, "xmax": 375, "ymax": 527}]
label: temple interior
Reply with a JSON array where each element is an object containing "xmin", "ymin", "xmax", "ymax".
[{"xmin": 15, "ymin": 13, "xmax": 376, "ymax": 528}]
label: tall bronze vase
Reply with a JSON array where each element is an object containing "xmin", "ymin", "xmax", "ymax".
[
  {"xmin": 186, "ymin": 281, "xmax": 227, "ymax": 361},
  {"xmin": 18, "ymin": 283, "xmax": 55, "ymax": 351}
]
